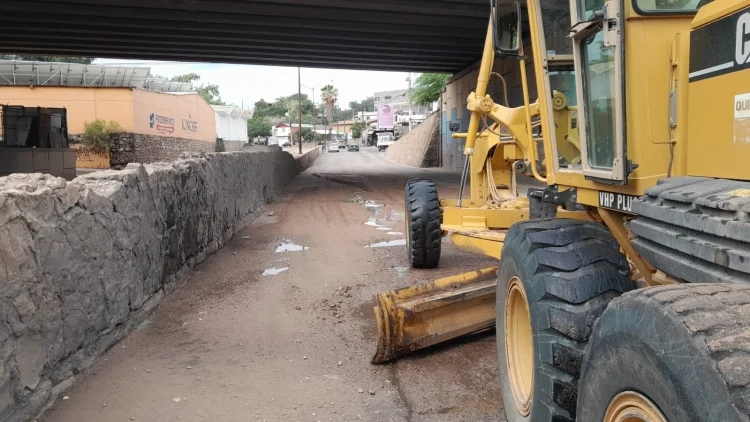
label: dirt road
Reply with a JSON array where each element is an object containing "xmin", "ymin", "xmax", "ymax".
[{"xmin": 43, "ymin": 147, "xmax": 503, "ymax": 422}]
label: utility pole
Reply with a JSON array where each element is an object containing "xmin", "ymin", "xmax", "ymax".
[{"xmin": 297, "ymin": 67, "xmax": 303, "ymax": 155}]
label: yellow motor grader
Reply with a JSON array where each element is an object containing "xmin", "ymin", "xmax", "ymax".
[{"xmin": 372, "ymin": 0, "xmax": 750, "ymax": 420}]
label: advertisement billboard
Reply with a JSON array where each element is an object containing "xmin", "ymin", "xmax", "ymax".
[{"xmin": 378, "ymin": 104, "xmax": 394, "ymax": 129}]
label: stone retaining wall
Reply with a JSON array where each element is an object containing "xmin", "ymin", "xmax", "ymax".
[
  {"xmin": 69, "ymin": 133, "xmax": 218, "ymax": 168},
  {"xmin": 0, "ymin": 146, "xmax": 318, "ymax": 421}
]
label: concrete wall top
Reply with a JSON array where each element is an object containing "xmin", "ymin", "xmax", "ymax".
[
  {"xmin": 0, "ymin": 86, "xmax": 136, "ymax": 133},
  {"xmin": 132, "ymin": 90, "xmax": 216, "ymax": 142}
]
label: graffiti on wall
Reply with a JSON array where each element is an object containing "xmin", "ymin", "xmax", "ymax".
[{"xmin": 71, "ymin": 144, "xmax": 110, "ymax": 169}]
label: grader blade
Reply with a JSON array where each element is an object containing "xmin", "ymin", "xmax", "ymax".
[{"xmin": 372, "ymin": 267, "xmax": 498, "ymax": 364}]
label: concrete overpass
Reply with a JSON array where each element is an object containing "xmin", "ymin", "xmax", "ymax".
[{"xmin": 0, "ymin": 0, "xmax": 493, "ymax": 72}]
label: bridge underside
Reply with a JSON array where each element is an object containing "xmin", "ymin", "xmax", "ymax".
[{"xmin": 0, "ymin": 0, "xmax": 494, "ymax": 72}]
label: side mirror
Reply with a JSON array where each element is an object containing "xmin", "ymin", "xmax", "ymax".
[{"xmin": 492, "ymin": 0, "xmax": 522, "ymax": 55}]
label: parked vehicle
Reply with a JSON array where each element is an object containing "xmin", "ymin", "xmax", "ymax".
[
  {"xmin": 327, "ymin": 143, "xmax": 339, "ymax": 153},
  {"xmin": 348, "ymin": 144, "xmax": 360, "ymax": 152},
  {"xmin": 376, "ymin": 133, "xmax": 395, "ymax": 151}
]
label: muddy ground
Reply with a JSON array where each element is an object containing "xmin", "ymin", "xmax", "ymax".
[{"xmin": 43, "ymin": 147, "xmax": 505, "ymax": 422}]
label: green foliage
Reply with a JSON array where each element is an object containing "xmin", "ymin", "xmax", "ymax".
[
  {"xmin": 351, "ymin": 122, "xmax": 366, "ymax": 139},
  {"xmin": 215, "ymin": 137, "xmax": 226, "ymax": 152},
  {"xmin": 253, "ymin": 94, "xmax": 317, "ymax": 121},
  {"xmin": 0, "ymin": 55, "xmax": 92, "ymax": 64},
  {"xmin": 412, "ymin": 73, "xmax": 451, "ymax": 106},
  {"xmin": 169, "ymin": 73, "xmax": 201, "ymax": 83},
  {"xmin": 196, "ymin": 83, "xmax": 224, "ymax": 105},
  {"xmin": 321, "ymin": 84, "xmax": 339, "ymax": 125},
  {"xmin": 349, "ymin": 97, "xmax": 375, "ymax": 113},
  {"xmin": 82, "ymin": 119, "xmax": 121, "ymax": 151},
  {"xmin": 247, "ymin": 118, "xmax": 273, "ymax": 139},
  {"xmin": 299, "ymin": 128, "xmax": 317, "ymax": 142}
]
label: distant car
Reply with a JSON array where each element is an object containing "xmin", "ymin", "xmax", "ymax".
[
  {"xmin": 327, "ymin": 143, "xmax": 339, "ymax": 153},
  {"xmin": 280, "ymin": 140, "xmax": 292, "ymax": 148},
  {"xmin": 338, "ymin": 140, "xmax": 346, "ymax": 150},
  {"xmin": 348, "ymin": 144, "xmax": 360, "ymax": 152}
]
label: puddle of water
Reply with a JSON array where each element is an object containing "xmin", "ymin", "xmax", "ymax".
[
  {"xmin": 275, "ymin": 240, "xmax": 310, "ymax": 253},
  {"xmin": 387, "ymin": 232, "xmax": 403, "ymax": 236},
  {"xmin": 364, "ymin": 200, "xmax": 381, "ymax": 211},
  {"xmin": 262, "ymin": 267, "xmax": 289, "ymax": 276},
  {"xmin": 365, "ymin": 239, "xmax": 407, "ymax": 248},
  {"xmin": 364, "ymin": 218, "xmax": 381, "ymax": 227},
  {"xmin": 376, "ymin": 227, "xmax": 391, "ymax": 231},
  {"xmin": 348, "ymin": 192, "xmax": 365, "ymax": 204}
]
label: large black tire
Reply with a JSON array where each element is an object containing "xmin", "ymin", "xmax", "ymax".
[
  {"xmin": 405, "ymin": 179, "xmax": 441, "ymax": 269},
  {"xmin": 577, "ymin": 283, "xmax": 750, "ymax": 422},
  {"xmin": 497, "ymin": 219, "xmax": 634, "ymax": 422}
]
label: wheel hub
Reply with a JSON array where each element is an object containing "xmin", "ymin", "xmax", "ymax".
[
  {"xmin": 505, "ymin": 276, "xmax": 534, "ymax": 416},
  {"xmin": 604, "ymin": 391, "xmax": 667, "ymax": 422}
]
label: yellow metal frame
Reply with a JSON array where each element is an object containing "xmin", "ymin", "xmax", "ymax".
[{"xmin": 439, "ymin": 0, "xmax": 706, "ymax": 288}]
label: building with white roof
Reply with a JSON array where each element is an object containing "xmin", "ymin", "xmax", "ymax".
[{"xmin": 212, "ymin": 105, "xmax": 252, "ymax": 142}]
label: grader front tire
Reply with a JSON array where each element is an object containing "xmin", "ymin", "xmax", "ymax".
[
  {"xmin": 577, "ymin": 284, "xmax": 750, "ymax": 422},
  {"xmin": 405, "ymin": 179, "xmax": 441, "ymax": 269},
  {"xmin": 497, "ymin": 219, "xmax": 634, "ymax": 422}
]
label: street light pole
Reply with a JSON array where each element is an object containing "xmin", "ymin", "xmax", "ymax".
[{"xmin": 298, "ymin": 67, "xmax": 303, "ymax": 155}]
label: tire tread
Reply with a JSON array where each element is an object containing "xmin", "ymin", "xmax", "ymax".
[
  {"xmin": 501, "ymin": 219, "xmax": 633, "ymax": 420},
  {"xmin": 405, "ymin": 179, "xmax": 441, "ymax": 268}
]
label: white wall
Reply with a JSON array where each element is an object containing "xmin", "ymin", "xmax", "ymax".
[{"xmin": 215, "ymin": 114, "xmax": 249, "ymax": 142}]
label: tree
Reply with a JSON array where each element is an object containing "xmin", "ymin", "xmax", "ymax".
[
  {"xmin": 247, "ymin": 118, "xmax": 273, "ymax": 139},
  {"xmin": 351, "ymin": 122, "xmax": 366, "ymax": 139},
  {"xmin": 169, "ymin": 73, "xmax": 201, "ymax": 83},
  {"xmin": 296, "ymin": 128, "xmax": 316, "ymax": 143},
  {"xmin": 412, "ymin": 73, "xmax": 451, "ymax": 106},
  {"xmin": 196, "ymin": 83, "xmax": 224, "ymax": 105},
  {"xmin": 320, "ymin": 84, "xmax": 339, "ymax": 128},
  {"xmin": 254, "ymin": 94, "xmax": 316, "ymax": 121},
  {"xmin": 0, "ymin": 55, "xmax": 92, "ymax": 64},
  {"xmin": 349, "ymin": 96, "xmax": 375, "ymax": 113}
]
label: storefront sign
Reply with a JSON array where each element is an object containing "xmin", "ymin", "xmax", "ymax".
[
  {"xmin": 149, "ymin": 113, "xmax": 175, "ymax": 134},
  {"xmin": 182, "ymin": 118, "xmax": 198, "ymax": 132}
]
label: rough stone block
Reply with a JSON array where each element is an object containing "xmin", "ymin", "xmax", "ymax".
[{"xmin": 0, "ymin": 145, "xmax": 316, "ymax": 421}]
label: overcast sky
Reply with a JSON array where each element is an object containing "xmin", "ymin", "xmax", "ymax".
[{"xmin": 94, "ymin": 59, "xmax": 414, "ymax": 110}]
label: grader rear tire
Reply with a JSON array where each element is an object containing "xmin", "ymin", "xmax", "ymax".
[
  {"xmin": 577, "ymin": 283, "xmax": 750, "ymax": 422},
  {"xmin": 405, "ymin": 179, "xmax": 441, "ymax": 269},
  {"xmin": 497, "ymin": 219, "xmax": 634, "ymax": 422}
]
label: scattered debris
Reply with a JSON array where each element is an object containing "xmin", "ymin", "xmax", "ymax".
[
  {"xmin": 357, "ymin": 388, "xmax": 364, "ymax": 394},
  {"xmin": 62, "ymin": 396, "xmax": 69, "ymax": 401},
  {"xmin": 365, "ymin": 239, "xmax": 407, "ymax": 248},
  {"xmin": 368, "ymin": 390, "xmax": 376, "ymax": 395},
  {"xmin": 262, "ymin": 267, "xmax": 290, "ymax": 276},
  {"xmin": 172, "ymin": 397, "xmax": 181, "ymax": 403},
  {"xmin": 275, "ymin": 240, "xmax": 310, "ymax": 253}
]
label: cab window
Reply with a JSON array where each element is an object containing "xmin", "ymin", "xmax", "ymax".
[{"xmin": 634, "ymin": 0, "xmax": 711, "ymax": 13}]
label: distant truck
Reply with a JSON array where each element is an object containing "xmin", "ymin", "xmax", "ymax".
[
  {"xmin": 366, "ymin": 129, "xmax": 395, "ymax": 147},
  {"xmin": 376, "ymin": 132, "xmax": 395, "ymax": 152}
]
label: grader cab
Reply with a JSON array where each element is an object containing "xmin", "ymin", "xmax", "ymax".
[{"xmin": 373, "ymin": 0, "xmax": 750, "ymax": 420}]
